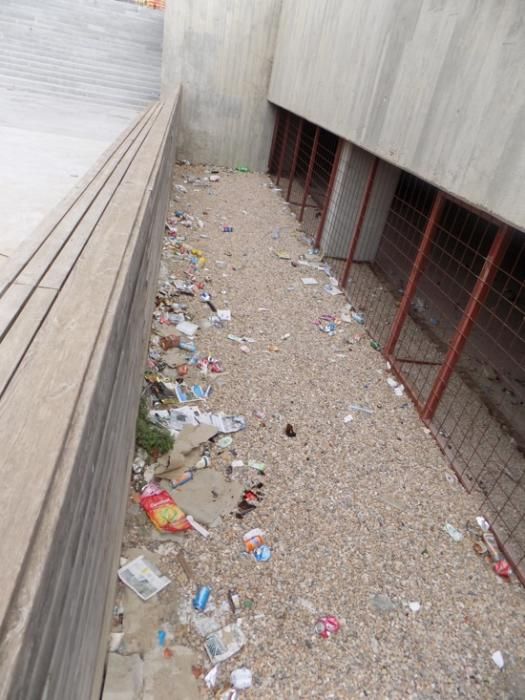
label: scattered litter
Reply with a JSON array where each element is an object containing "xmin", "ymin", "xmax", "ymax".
[
  {"xmin": 231, "ymin": 459, "xmax": 244, "ymax": 468},
  {"xmin": 193, "ymin": 585, "xmax": 211, "ymax": 611},
  {"xmin": 343, "ymin": 414, "xmax": 354, "ymax": 424},
  {"xmin": 285, "ymin": 423, "xmax": 296, "ymax": 437},
  {"xmin": 209, "ymin": 174, "xmax": 220, "ymax": 182},
  {"xmin": 118, "ymin": 555, "xmax": 171, "ymax": 601},
  {"xmin": 187, "ymin": 515, "xmax": 210, "ymax": 538},
  {"xmin": 218, "ymin": 436, "xmax": 233, "ymax": 449},
  {"xmin": 408, "ymin": 602, "xmax": 421, "ymax": 613},
  {"xmin": 315, "ymin": 314, "xmax": 339, "ymax": 335},
  {"xmin": 276, "ymin": 251, "xmax": 291, "ymax": 260},
  {"xmin": 302, "ymin": 277, "xmax": 318, "ymax": 285},
  {"xmin": 205, "ymin": 622, "xmax": 246, "ymax": 663},
  {"xmin": 243, "ymin": 528, "xmax": 266, "ymax": 552},
  {"xmin": 272, "ymin": 226, "xmax": 281, "ymax": 240},
  {"xmin": 281, "ymin": 332, "xmax": 291, "ymax": 341},
  {"xmin": 228, "ymin": 334, "xmax": 256, "ymax": 344},
  {"xmin": 351, "ymin": 312, "xmax": 365, "ymax": 324},
  {"xmin": 205, "ymin": 665, "xmax": 219, "ymax": 689},
  {"xmin": 254, "ymin": 545, "xmax": 272, "ymax": 561},
  {"xmin": 315, "ymin": 615, "xmax": 341, "ymax": 639},
  {"xmin": 387, "ymin": 377, "xmax": 398, "ymax": 388},
  {"xmin": 217, "ymin": 309, "xmax": 232, "ymax": 321},
  {"xmin": 492, "ymin": 650, "xmax": 504, "ymax": 670},
  {"xmin": 324, "ymin": 283, "xmax": 343, "ymax": 296},
  {"xmin": 248, "ymin": 460, "xmax": 265, "ymax": 473},
  {"xmin": 493, "ymin": 560, "xmax": 513, "ymax": 578},
  {"xmin": 394, "ymin": 385, "xmax": 405, "ymax": 396},
  {"xmin": 140, "ymin": 483, "xmax": 190, "ymax": 533},
  {"xmin": 476, "ymin": 516, "xmax": 490, "ymax": 532},
  {"xmin": 243, "ymin": 528, "xmax": 271, "ymax": 560},
  {"xmin": 444, "ymin": 523, "xmax": 463, "ymax": 542},
  {"xmin": 151, "ymin": 406, "xmax": 246, "ymax": 435},
  {"xmin": 109, "ymin": 632, "xmax": 124, "ymax": 652},
  {"xmin": 372, "ymin": 593, "xmax": 396, "ymax": 613},
  {"xmin": 228, "ymin": 589, "xmax": 241, "ymax": 615},
  {"xmin": 370, "ymin": 340, "xmax": 381, "ymax": 351},
  {"xmin": 349, "ymin": 404, "xmax": 374, "ymax": 414},
  {"xmin": 231, "ymin": 668, "xmax": 253, "ymax": 690},
  {"xmin": 176, "ymin": 320, "xmax": 199, "ymax": 337}
]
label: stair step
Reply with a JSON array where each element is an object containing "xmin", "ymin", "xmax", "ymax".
[
  {"xmin": 0, "ymin": 74, "xmax": 158, "ymax": 106},
  {"xmin": 0, "ymin": 76, "xmax": 154, "ymax": 109},
  {"xmin": 0, "ymin": 56, "xmax": 159, "ymax": 91}
]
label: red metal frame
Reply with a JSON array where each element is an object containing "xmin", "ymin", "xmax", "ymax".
[
  {"xmin": 298, "ymin": 125, "xmax": 320, "ymax": 222},
  {"xmin": 314, "ymin": 138, "xmax": 343, "ymax": 249},
  {"xmin": 275, "ymin": 112, "xmax": 290, "ymax": 186},
  {"xmin": 340, "ymin": 156, "xmax": 379, "ymax": 289},
  {"xmin": 384, "ymin": 191, "xmax": 445, "ymax": 358},
  {"xmin": 422, "ymin": 225, "xmax": 509, "ymax": 420},
  {"xmin": 267, "ymin": 108, "xmax": 281, "ymax": 173},
  {"xmin": 286, "ymin": 118, "xmax": 304, "ymax": 202}
]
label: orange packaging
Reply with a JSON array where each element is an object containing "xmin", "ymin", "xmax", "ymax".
[
  {"xmin": 243, "ymin": 528, "xmax": 266, "ymax": 553},
  {"xmin": 140, "ymin": 482, "xmax": 190, "ymax": 533}
]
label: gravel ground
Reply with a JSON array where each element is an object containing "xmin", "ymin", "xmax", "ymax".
[{"xmin": 117, "ymin": 165, "xmax": 525, "ymax": 699}]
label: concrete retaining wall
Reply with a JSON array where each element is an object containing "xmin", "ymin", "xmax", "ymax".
[
  {"xmin": 268, "ymin": 0, "xmax": 525, "ymax": 231},
  {"xmin": 0, "ymin": 95, "xmax": 179, "ymax": 700},
  {"xmin": 162, "ymin": 0, "xmax": 282, "ymax": 171}
]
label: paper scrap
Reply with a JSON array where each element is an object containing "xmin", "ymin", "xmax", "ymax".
[
  {"xmin": 492, "ymin": 650, "xmax": 504, "ymax": 669},
  {"xmin": 118, "ymin": 555, "xmax": 170, "ymax": 601},
  {"xmin": 302, "ymin": 277, "xmax": 318, "ymax": 286},
  {"xmin": 176, "ymin": 320, "xmax": 199, "ymax": 337}
]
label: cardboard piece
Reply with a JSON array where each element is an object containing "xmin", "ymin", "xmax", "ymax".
[{"xmin": 155, "ymin": 424, "xmax": 217, "ymax": 479}]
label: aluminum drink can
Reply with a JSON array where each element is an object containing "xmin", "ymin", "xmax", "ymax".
[{"xmin": 193, "ymin": 585, "xmax": 211, "ymax": 611}]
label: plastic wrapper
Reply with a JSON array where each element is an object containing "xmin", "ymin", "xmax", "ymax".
[{"xmin": 140, "ymin": 482, "xmax": 190, "ymax": 533}]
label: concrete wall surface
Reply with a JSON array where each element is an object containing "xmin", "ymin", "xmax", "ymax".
[
  {"xmin": 162, "ymin": 0, "xmax": 282, "ymax": 171},
  {"xmin": 268, "ymin": 0, "xmax": 525, "ymax": 230}
]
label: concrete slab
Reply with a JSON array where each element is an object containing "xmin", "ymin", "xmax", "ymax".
[
  {"xmin": 102, "ymin": 653, "xmax": 143, "ymax": 700},
  {"xmin": 0, "ymin": 89, "xmax": 141, "ymax": 258}
]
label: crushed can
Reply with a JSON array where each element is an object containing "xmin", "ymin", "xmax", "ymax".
[
  {"xmin": 315, "ymin": 615, "xmax": 340, "ymax": 639},
  {"xmin": 193, "ymin": 585, "xmax": 211, "ymax": 611}
]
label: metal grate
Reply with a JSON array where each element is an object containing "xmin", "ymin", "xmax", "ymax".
[{"xmin": 268, "ymin": 106, "xmax": 525, "ymax": 582}]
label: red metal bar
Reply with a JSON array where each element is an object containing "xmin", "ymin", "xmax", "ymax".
[
  {"xmin": 422, "ymin": 225, "xmax": 509, "ymax": 421},
  {"xmin": 340, "ymin": 156, "xmax": 379, "ymax": 289},
  {"xmin": 267, "ymin": 108, "xmax": 281, "ymax": 173},
  {"xmin": 384, "ymin": 191, "xmax": 445, "ymax": 357},
  {"xmin": 286, "ymin": 118, "xmax": 304, "ymax": 202},
  {"xmin": 275, "ymin": 112, "xmax": 290, "ymax": 186},
  {"xmin": 314, "ymin": 138, "xmax": 343, "ymax": 249},
  {"xmin": 298, "ymin": 125, "xmax": 320, "ymax": 222}
]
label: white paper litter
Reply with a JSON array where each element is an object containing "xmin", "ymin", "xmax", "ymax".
[
  {"xmin": 187, "ymin": 515, "xmax": 210, "ymax": 538},
  {"xmin": 218, "ymin": 309, "xmax": 232, "ymax": 321},
  {"xmin": 301, "ymin": 277, "xmax": 318, "ymax": 285},
  {"xmin": 492, "ymin": 650, "xmax": 504, "ymax": 669},
  {"xmin": 205, "ymin": 665, "xmax": 219, "ymax": 688},
  {"xmin": 150, "ymin": 407, "xmax": 246, "ymax": 436},
  {"xmin": 387, "ymin": 377, "xmax": 398, "ymax": 388},
  {"xmin": 205, "ymin": 622, "xmax": 246, "ymax": 663},
  {"xmin": 444, "ymin": 523, "xmax": 464, "ymax": 542},
  {"xmin": 476, "ymin": 516, "xmax": 490, "ymax": 532},
  {"xmin": 408, "ymin": 602, "xmax": 421, "ymax": 613},
  {"xmin": 343, "ymin": 414, "xmax": 354, "ymax": 424},
  {"xmin": 176, "ymin": 320, "xmax": 199, "ymax": 337},
  {"xmin": 118, "ymin": 555, "xmax": 170, "ymax": 601}
]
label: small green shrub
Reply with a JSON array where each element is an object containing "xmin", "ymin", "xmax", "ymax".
[{"xmin": 135, "ymin": 397, "xmax": 174, "ymax": 457}]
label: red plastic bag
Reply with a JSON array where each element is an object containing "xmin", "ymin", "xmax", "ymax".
[{"xmin": 140, "ymin": 483, "xmax": 190, "ymax": 533}]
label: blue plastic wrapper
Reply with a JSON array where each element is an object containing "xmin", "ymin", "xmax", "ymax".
[{"xmin": 254, "ymin": 545, "xmax": 272, "ymax": 562}]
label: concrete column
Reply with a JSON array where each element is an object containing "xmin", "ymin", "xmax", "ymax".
[{"xmin": 322, "ymin": 142, "xmax": 400, "ymax": 263}]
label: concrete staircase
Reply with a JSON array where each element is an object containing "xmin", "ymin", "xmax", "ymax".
[{"xmin": 0, "ymin": 0, "xmax": 163, "ymax": 109}]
